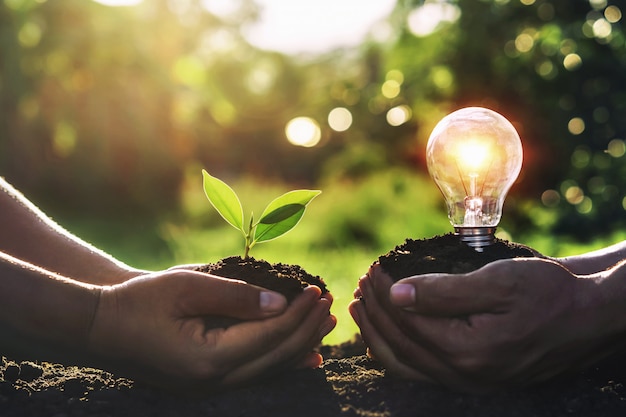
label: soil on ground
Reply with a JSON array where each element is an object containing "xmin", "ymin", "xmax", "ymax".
[{"xmin": 2, "ymin": 236, "xmax": 626, "ymax": 416}]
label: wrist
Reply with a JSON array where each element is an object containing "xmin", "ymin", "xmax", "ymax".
[
  {"xmin": 594, "ymin": 261, "xmax": 626, "ymax": 335},
  {"xmin": 0, "ymin": 254, "xmax": 101, "ymax": 361}
]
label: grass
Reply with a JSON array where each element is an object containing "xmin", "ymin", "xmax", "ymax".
[{"xmin": 55, "ymin": 168, "xmax": 626, "ymax": 346}]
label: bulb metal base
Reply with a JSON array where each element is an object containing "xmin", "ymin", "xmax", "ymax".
[{"xmin": 454, "ymin": 227, "xmax": 496, "ymax": 252}]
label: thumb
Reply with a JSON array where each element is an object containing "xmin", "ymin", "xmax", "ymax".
[
  {"xmin": 386, "ymin": 261, "xmax": 516, "ymax": 316},
  {"xmin": 174, "ymin": 271, "xmax": 288, "ymax": 320}
]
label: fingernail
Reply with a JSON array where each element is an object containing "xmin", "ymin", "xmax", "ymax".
[
  {"xmin": 260, "ymin": 291, "xmax": 287, "ymax": 313},
  {"xmin": 390, "ymin": 283, "xmax": 415, "ymax": 307}
]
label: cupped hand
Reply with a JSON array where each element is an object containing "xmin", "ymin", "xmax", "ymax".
[
  {"xmin": 349, "ymin": 257, "xmax": 617, "ymax": 392},
  {"xmin": 89, "ymin": 269, "xmax": 336, "ymax": 390}
]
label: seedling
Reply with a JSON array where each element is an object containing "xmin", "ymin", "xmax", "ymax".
[{"xmin": 202, "ymin": 169, "xmax": 321, "ymax": 258}]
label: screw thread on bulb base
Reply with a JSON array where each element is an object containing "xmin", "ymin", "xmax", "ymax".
[{"xmin": 455, "ymin": 227, "xmax": 496, "ymax": 252}]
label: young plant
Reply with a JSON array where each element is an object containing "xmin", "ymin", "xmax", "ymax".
[{"xmin": 202, "ymin": 169, "xmax": 321, "ymax": 259}]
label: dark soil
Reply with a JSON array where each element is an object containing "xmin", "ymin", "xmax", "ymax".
[
  {"xmin": 2, "ymin": 238, "xmax": 626, "ymax": 416},
  {"xmin": 195, "ymin": 256, "xmax": 328, "ymax": 302},
  {"xmin": 377, "ymin": 233, "xmax": 538, "ymax": 278}
]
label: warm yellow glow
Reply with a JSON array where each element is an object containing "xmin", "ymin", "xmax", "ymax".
[
  {"xmin": 455, "ymin": 140, "xmax": 491, "ymax": 172},
  {"xmin": 386, "ymin": 105, "xmax": 412, "ymax": 126},
  {"xmin": 515, "ymin": 33, "xmax": 534, "ymax": 53},
  {"xmin": 328, "ymin": 107, "xmax": 352, "ymax": 132},
  {"xmin": 563, "ymin": 53, "xmax": 582, "ymax": 71},
  {"xmin": 565, "ymin": 185, "xmax": 585, "ymax": 205},
  {"xmin": 568, "ymin": 117, "xmax": 585, "ymax": 135},
  {"xmin": 381, "ymin": 80, "xmax": 400, "ymax": 99},
  {"xmin": 285, "ymin": 117, "xmax": 321, "ymax": 147},
  {"xmin": 605, "ymin": 6, "xmax": 622, "ymax": 23},
  {"xmin": 608, "ymin": 139, "xmax": 626, "ymax": 158},
  {"xmin": 592, "ymin": 18, "xmax": 612, "ymax": 39},
  {"xmin": 386, "ymin": 69, "xmax": 404, "ymax": 84}
]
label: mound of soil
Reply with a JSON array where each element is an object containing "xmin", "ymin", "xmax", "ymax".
[
  {"xmin": 377, "ymin": 233, "xmax": 538, "ymax": 278},
  {"xmin": 195, "ymin": 256, "xmax": 328, "ymax": 302},
  {"xmin": 2, "ymin": 238, "xmax": 626, "ymax": 416}
]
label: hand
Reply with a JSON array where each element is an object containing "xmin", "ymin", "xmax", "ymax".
[
  {"xmin": 89, "ymin": 269, "xmax": 336, "ymax": 390},
  {"xmin": 349, "ymin": 257, "xmax": 619, "ymax": 392}
]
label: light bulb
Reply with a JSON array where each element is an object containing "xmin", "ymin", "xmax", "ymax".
[{"xmin": 426, "ymin": 107, "xmax": 523, "ymax": 251}]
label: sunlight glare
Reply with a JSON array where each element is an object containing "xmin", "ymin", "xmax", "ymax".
[
  {"xmin": 91, "ymin": 0, "xmax": 142, "ymax": 6},
  {"xmin": 201, "ymin": 0, "xmax": 242, "ymax": 19},
  {"xmin": 244, "ymin": 0, "xmax": 395, "ymax": 54},
  {"xmin": 407, "ymin": 1, "xmax": 461, "ymax": 37},
  {"xmin": 285, "ymin": 117, "xmax": 321, "ymax": 147}
]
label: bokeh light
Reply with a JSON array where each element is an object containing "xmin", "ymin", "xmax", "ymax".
[
  {"xmin": 541, "ymin": 189, "xmax": 560, "ymax": 207},
  {"xmin": 381, "ymin": 80, "xmax": 401, "ymax": 99},
  {"xmin": 386, "ymin": 105, "xmax": 412, "ymax": 126},
  {"xmin": 563, "ymin": 53, "xmax": 582, "ymax": 71},
  {"xmin": 285, "ymin": 117, "xmax": 321, "ymax": 147},
  {"xmin": 607, "ymin": 139, "xmax": 626, "ymax": 158},
  {"xmin": 605, "ymin": 6, "xmax": 622, "ymax": 23},
  {"xmin": 568, "ymin": 117, "xmax": 586, "ymax": 135},
  {"xmin": 328, "ymin": 107, "xmax": 353, "ymax": 132}
]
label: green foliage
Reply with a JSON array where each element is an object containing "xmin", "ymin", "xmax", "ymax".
[
  {"xmin": 2, "ymin": 0, "xmax": 625, "ymax": 242},
  {"xmin": 202, "ymin": 170, "xmax": 320, "ymax": 258}
]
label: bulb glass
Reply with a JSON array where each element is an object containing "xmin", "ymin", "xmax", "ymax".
[{"xmin": 426, "ymin": 107, "xmax": 523, "ymax": 231}]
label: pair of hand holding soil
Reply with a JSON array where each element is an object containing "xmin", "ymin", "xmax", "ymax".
[
  {"xmin": 0, "ymin": 177, "xmax": 335, "ymax": 390},
  {"xmin": 350, "ymin": 238, "xmax": 626, "ymax": 392},
  {"xmin": 2, "ymin": 175, "xmax": 626, "ymax": 393}
]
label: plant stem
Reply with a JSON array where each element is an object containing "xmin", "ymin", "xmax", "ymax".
[{"xmin": 243, "ymin": 214, "xmax": 254, "ymax": 259}]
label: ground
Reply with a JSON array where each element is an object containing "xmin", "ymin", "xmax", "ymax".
[{"xmin": 2, "ymin": 340, "xmax": 626, "ymax": 416}]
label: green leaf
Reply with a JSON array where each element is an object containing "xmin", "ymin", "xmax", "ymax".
[
  {"xmin": 202, "ymin": 169, "xmax": 244, "ymax": 231},
  {"xmin": 254, "ymin": 190, "xmax": 321, "ymax": 243}
]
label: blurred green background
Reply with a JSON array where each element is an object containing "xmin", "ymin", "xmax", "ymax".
[{"xmin": 1, "ymin": 0, "xmax": 625, "ymax": 344}]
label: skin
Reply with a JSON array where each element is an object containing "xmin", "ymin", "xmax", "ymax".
[
  {"xmin": 349, "ymin": 244, "xmax": 626, "ymax": 393},
  {"xmin": 0, "ymin": 177, "xmax": 336, "ymax": 389}
]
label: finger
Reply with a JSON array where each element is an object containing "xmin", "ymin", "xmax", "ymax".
[
  {"xmin": 221, "ymin": 291, "xmax": 332, "ymax": 385},
  {"xmin": 358, "ymin": 275, "xmax": 474, "ymax": 387},
  {"xmin": 373, "ymin": 261, "xmax": 517, "ymax": 316},
  {"xmin": 353, "ymin": 287, "xmax": 362, "ymax": 298},
  {"xmin": 295, "ymin": 351, "xmax": 324, "ymax": 369},
  {"xmin": 167, "ymin": 263, "xmax": 204, "ymax": 271},
  {"xmin": 353, "ymin": 273, "xmax": 368, "ymax": 299},
  {"xmin": 349, "ymin": 299, "xmax": 434, "ymax": 382},
  {"xmin": 172, "ymin": 271, "xmax": 288, "ymax": 319},
  {"xmin": 202, "ymin": 286, "xmax": 322, "ymax": 373},
  {"xmin": 322, "ymin": 291, "xmax": 334, "ymax": 306}
]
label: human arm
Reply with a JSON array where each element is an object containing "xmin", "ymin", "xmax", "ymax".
[
  {"xmin": 0, "ymin": 177, "xmax": 145, "ymax": 285},
  {"xmin": 349, "ymin": 257, "xmax": 626, "ymax": 392},
  {"xmin": 0, "ymin": 255, "xmax": 335, "ymax": 388},
  {"xmin": 556, "ymin": 240, "xmax": 626, "ymax": 275}
]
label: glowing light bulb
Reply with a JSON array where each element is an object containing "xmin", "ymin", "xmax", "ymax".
[{"xmin": 426, "ymin": 107, "xmax": 523, "ymax": 251}]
